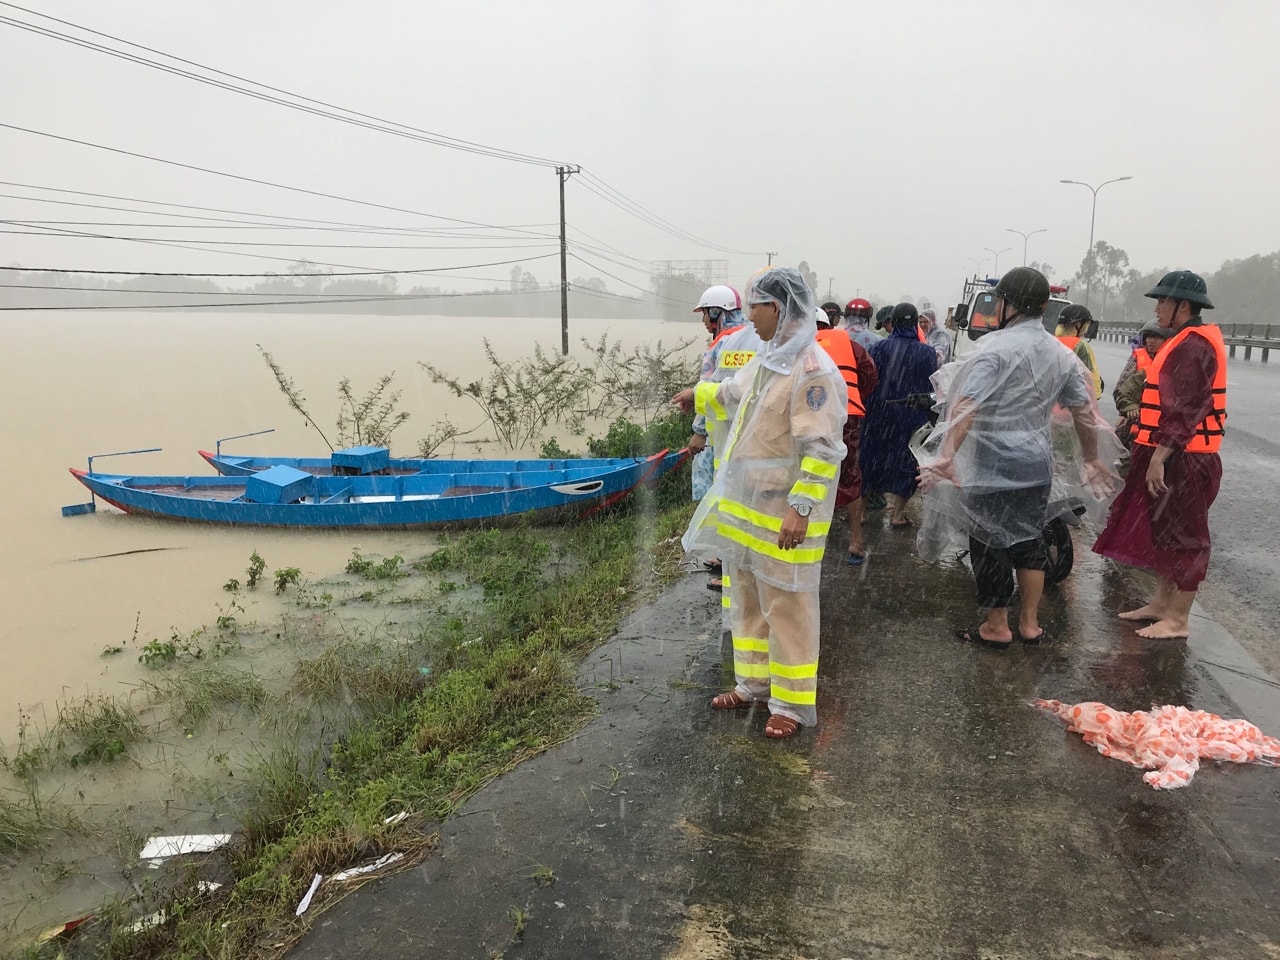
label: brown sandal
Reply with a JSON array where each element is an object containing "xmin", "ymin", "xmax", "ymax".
[
  {"xmin": 764, "ymin": 714, "xmax": 801, "ymax": 738},
  {"xmin": 710, "ymin": 690, "xmax": 755, "ymax": 710}
]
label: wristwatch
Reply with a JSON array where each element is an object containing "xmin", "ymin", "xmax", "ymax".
[{"xmin": 792, "ymin": 502, "xmax": 812, "ymax": 518}]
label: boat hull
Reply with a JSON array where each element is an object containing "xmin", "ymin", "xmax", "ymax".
[{"xmin": 71, "ymin": 450, "xmax": 687, "ymax": 530}]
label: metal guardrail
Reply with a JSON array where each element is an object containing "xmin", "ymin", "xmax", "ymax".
[{"xmin": 1096, "ymin": 323, "xmax": 1280, "ymax": 363}]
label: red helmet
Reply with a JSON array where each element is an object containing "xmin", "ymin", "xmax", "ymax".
[{"xmin": 844, "ymin": 298, "xmax": 873, "ymax": 319}]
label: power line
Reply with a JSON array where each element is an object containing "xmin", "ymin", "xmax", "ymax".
[
  {"xmin": 0, "ymin": 180, "xmax": 558, "ymax": 236},
  {"xmin": 574, "ymin": 171, "xmax": 758, "ymax": 256},
  {"xmin": 0, "ymin": 253, "xmax": 559, "ymax": 278},
  {"xmin": 0, "ymin": 223, "xmax": 558, "ymax": 250},
  {"xmin": 0, "ymin": 5, "xmax": 569, "ymax": 168},
  {"xmin": 0, "ymin": 287, "xmax": 551, "ymax": 312},
  {"xmin": 0, "ymin": 122, "xmax": 557, "ymax": 234},
  {"xmin": 567, "ymin": 251, "xmax": 687, "ymax": 305}
]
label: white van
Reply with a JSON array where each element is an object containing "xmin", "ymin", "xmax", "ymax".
[{"xmin": 949, "ymin": 277, "xmax": 1074, "ymax": 360}]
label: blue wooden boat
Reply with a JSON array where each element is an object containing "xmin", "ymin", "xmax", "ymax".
[
  {"xmin": 68, "ymin": 449, "xmax": 687, "ymax": 529},
  {"xmin": 199, "ymin": 445, "xmax": 632, "ymax": 479}
]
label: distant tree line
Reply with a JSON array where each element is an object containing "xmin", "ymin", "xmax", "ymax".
[{"xmin": 1058, "ymin": 245, "xmax": 1280, "ymax": 326}]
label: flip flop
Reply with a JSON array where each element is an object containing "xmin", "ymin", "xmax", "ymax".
[
  {"xmin": 889, "ymin": 518, "xmax": 914, "ymax": 529},
  {"xmin": 846, "ymin": 551, "xmax": 866, "ymax": 566},
  {"xmin": 1018, "ymin": 628, "xmax": 1047, "ymax": 646},
  {"xmin": 954, "ymin": 626, "xmax": 1013, "ymax": 650},
  {"xmin": 706, "ymin": 578, "xmax": 723, "ymax": 592},
  {"xmin": 703, "ymin": 559, "xmax": 723, "ymax": 574}
]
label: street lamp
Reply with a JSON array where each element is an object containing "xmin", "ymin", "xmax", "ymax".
[
  {"xmin": 1006, "ymin": 227, "xmax": 1047, "ymax": 266},
  {"xmin": 1060, "ymin": 176, "xmax": 1133, "ymax": 309},
  {"xmin": 984, "ymin": 247, "xmax": 1011, "ymax": 276},
  {"xmin": 967, "ymin": 257, "xmax": 989, "ymax": 277}
]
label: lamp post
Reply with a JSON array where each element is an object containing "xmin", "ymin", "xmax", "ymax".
[
  {"xmin": 1006, "ymin": 227, "xmax": 1047, "ymax": 266},
  {"xmin": 1059, "ymin": 176, "xmax": 1133, "ymax": 309},
  {"xmin": 984, "ymin": 247, "xmax": 1011, "ymax": 276},
  {"xmin": 967, "ymin": 257, "xmax": 988, "ymax": 277}
]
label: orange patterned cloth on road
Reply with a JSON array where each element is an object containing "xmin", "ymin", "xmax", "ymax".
[{"xmin": 1034, "ymin": 699, "xmax": 1280, "ymax": 790}]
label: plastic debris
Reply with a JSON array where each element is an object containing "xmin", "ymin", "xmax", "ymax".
[
  {"xmin": 139, "ymin": 833, "xmax": 231, "ymax": 867},
  {"xmin": 382, "ymin": 811, "xmax": 410, "ymax": 826},
  {"xmin": 35, "ymin": 914, "xmax": 93, "ymax": 944},
  {"xmin": 295, "ymin": 873, "xmax": 323, "ymax": 916},
  {"xmin": 330, "ymin": 851, "xmax": 404, "ymax": 881}
]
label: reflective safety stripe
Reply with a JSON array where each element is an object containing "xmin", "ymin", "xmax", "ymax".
[
  {"xmin": 789, "ymin": 480, "xmax": 828, "ymax": 501},
  {"xmin": 718, "ymin": 498, "xmax": 831, "ymax": 536},
  {"xmin": 732, "ymin": 636, "xmax": 769, "ymax": 653},
  {"xmin": 722, "ymin": 592, "xmax": 731, "ymax": 609},
  {"xmin": 770, "ymin": 684, "xmax": 817, "ymax": 706},
  {"xmin": 734, "ymin": 661, "xmax": 771, "ymax": 679},
  {"xmin": 716, "ymin": 522, "xmax": 825, "ymax": 564},
  {"xmin": 800, "ymin": 456, "xmax": 838, "ymax": 480},
  {"xmin": 712, "ymin": 457, "xmax": 720, "ymax": 470},
  {"xmin": 694, "ymin": 380, "xmax": 727, "ymax": 422},
  {"xmin": 770, "ymin": 660, "xmax": 818, "ymax": 680}
]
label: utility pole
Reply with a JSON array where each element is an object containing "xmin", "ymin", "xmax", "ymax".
[
  {"xmin": 557, "ymin": 165, "xmax": 581, "ymax": 355},
  {"xmin": 766, "ymin": 251, "xmax": 778, "ymax": 266}
]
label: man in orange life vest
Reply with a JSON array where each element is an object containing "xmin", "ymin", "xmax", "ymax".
[
  {"xmin": 1093, "ymin": 271, "xmax": 1227, "ymax": 639},
  {"xmin": 814, "ymin": 309, "xmax": 878, "ymax": 563}
]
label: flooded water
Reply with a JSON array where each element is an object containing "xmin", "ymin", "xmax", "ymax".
[{"xmin": 2, "ymin": 310, "xmax": 689, "ymax": 744}]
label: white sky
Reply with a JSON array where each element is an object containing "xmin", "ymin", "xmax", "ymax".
[{"xmin": 2, "ymin": 0, "xmax": 1277, "ymax": 308}]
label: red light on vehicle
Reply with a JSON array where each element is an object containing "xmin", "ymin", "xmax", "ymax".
[{"xmin": 1049, "ymin": 285, "xmax": 1068, "ymax": 295}]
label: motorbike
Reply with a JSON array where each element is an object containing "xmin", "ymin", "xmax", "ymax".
[{"xmin": 890, "ymin": 392, "xmax": 1079, "ymax": 587}]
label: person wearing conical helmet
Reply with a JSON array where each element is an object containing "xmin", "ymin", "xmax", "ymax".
[
  {"xmin": 672, "ymin": 267, "xmax": 846, "ymax": 738},
  {"xmin": 1093, "ymin": 270, "xmax": 1227, "ymax": 639}
]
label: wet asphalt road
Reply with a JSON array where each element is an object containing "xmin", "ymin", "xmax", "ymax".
[
  {"xmin": 292, "ymin": 482, "xmax": 1280, "ymax": 959},
  {"xmin": 1093, "ymin": 340, "xmax": 1280, "ymax": 680}
]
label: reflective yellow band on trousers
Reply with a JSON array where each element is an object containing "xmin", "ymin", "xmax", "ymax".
[
  {"xmin": 788, "ymin": 480, "xmax": 828, "ymax": 501},
  {"xmin": 770, "ymin": 660, "xmax": 818, "ymax": 680},
  {"xmin": 717, "ymin": 498, "xmax": 831, "ymax": 536},
  {"xmin": 734, "ymin": 661, "xmax": 770, "ymax": 679},
  {"xmin": 771, "ymin": 684, "xmax": 817, "ymax": 706},
  {"xmin": 733, "ymin": 636, "xmax": 768, "ymax": 653},
  {"xmin": 799, "ymin": 456, "xmax": 838, "ymax": 480},
  {"xmin": 716, "ymin": 523, "xmax": 825, "ymax": 564},
  {"xmin": 694, "ymin": 381, "xmax": 726, "ymax": 422}
]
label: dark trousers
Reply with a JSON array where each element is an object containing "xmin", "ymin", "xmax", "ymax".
[{"xmin": 969, "ymin": 535, "xmax": 1048, "ymax": 608}]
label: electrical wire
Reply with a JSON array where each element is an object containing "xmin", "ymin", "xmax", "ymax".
[
  {"xmin": 575, "ymin": 171, "xmax": 759, "ymax": 256},
  {"xmin": 0, "ymin": 5, "xmax": 569, "ymax": 168},
  {"xmin": 0, "ymin": 287, "xmax": 550, "ymax": 312},
  {"xmin": 0, "ymin": 122, "xmax": 556, "ymax": 235},
  {"xmin": 0, "ymin": 223, "xmax": 558, "ymax": 251},
  {"xmin": 0, "ymin": 253, "xmax": 559, "ymax": 279},
  {"xmin": 0, "ymin": 6, "xmax": 759, "ymax": 259},
  {"xmin": 0, "ymin": 180, "xmax": 558, "ymax": 236},
  {"xmin": 567, "ymin": 251, "xmax": 686, "ymax": 305}
]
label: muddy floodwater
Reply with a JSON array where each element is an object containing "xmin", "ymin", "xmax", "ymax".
[{"xmin": 3, "ymin": 309, "xmax": 685, "ymax": 743}]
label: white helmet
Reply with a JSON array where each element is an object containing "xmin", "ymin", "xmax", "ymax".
[{"xmin": 693, "ymin": 284, "xmax": 741, "ymax": 313}]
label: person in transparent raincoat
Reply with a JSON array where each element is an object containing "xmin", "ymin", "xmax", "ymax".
[
  {"xmin": 915, "ymin": 267, "xmax": 1122, "ymax": 649},
  {"xmin": 673, "ymin": 267, "xmax": 847, "ymax": 738}
]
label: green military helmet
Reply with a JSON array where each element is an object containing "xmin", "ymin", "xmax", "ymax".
[
  {"xmin": 1144, "ymin": 270, "xmax": 1214, "ymax": 309},
  {"xmin": 1139, "ymin": 321, "xmax": 1171, "ymax": 341},
  {"xmin": 993, "ymin": 266, "xmax": 1051, "ymax": 314}
]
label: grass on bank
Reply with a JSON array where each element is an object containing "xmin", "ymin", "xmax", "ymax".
[{"xmin": 21, "ymin": 476, "xmax": 695, "ymax": 960}]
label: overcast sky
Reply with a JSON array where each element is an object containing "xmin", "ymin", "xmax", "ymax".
[{"xmin": 2, "ymin": 0, "xmax": 1277, "ymax": 309}]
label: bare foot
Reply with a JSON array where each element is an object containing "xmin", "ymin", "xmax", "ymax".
[
  {"xmin": 1118, "ymin": 604, "xmax": 1164, "ymax": 622},
  {"xmin": 1135, "ymin": 619, "xmax": 1189, "ymax": 639}
]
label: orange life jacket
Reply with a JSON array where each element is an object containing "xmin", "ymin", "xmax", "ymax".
[
  {"xmin": 917, "ymin": 326, "xmax": 927, "ymax": 343},
  {"xmin": 1134, "ymin": 347, "xmax": 1154, "ymax": 375},
  {"xmin": 815, "ymin": 328, "xmax": 865, "ymax": 417},
  {"xmin": 1057, "ymin": 335, "xmax": 1081, "ymax": 350},
  {"xmin": 1133, "ymin": 325, "xmax": 1227, "ymax": 453}
]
